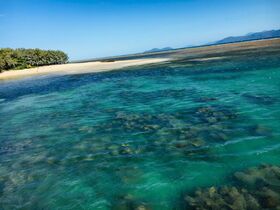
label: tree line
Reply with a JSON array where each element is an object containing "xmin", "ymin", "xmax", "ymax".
[{"xmin": 0, "ymin": 48, "xmax": 68, "ymax": 72}]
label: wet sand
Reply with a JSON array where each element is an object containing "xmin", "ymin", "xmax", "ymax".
[{"xmin": 0, "ymin": 58, "xmax": 170, "ymax": 80}]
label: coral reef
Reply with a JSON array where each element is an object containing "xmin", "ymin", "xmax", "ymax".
[
  {"xmin": 90, "ymin": 104, "xmax": 271, "ymax": 159},
  {"xmin": 185, "ymin": 165, "xmax": 280, "ymax": 210}
]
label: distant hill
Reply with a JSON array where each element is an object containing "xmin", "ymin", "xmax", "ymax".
[
  {"xmin": 215, "ymin": 29, "xmax": 280, "ymax": 44},
  {"xmin": 142, "ymin": 30, "xmax": 280, "ymax": 55},
  {"xmin": 144, "ymin": 47, "xmax": 173, "ymax": 53}
]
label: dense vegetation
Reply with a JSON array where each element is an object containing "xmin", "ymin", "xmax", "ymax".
[{"xmin": 0, "ymin": 48, "xmax": 68, "ymax": 72}]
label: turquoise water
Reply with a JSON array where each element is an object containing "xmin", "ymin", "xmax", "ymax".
[{"xmin": 0, "ymin": 52, "xmax": 280, "ymax": 209}]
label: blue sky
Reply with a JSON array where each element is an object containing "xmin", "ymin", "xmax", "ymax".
[{"xmin": 0, "ymin": 0, "xmax": 280, "ymax": 60}]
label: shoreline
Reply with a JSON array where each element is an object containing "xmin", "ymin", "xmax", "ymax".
[
  {"xmin": 1, "ymin": 38, "xmax": 279, "ymax": 81},
  {"xmin": 0, "ymin": 58, "xmax": 170, "ymax": 81}
]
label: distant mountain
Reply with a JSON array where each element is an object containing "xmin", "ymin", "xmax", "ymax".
[
  {"xmin": 215, "ymin": 29, "xmax": 280, "ymax": 44},
  {"xmin": 143, "ymin": 30, "xmax": 280, "ymax": 55},
  {"xmin": 144, "ymin": 47, "xmax": 173, "ymax": 53}
]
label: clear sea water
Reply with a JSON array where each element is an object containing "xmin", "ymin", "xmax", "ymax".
[{"xmin": 0, "ymin": 52, "xmax": 280, "ymax": 209}]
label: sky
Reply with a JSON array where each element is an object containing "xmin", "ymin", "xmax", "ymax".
[{"xmin": 0, "ymin": 0, "xmax": 280, "ymax": 60}]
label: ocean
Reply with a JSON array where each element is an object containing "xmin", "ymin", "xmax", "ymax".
[{"xmin": 0, "ymin": 51, "xmax": 280, "ymax": 209}]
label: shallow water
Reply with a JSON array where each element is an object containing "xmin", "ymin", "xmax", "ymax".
[{"xmin": 0, "ymin": 52, "xmax": 280, "ymax": 209}]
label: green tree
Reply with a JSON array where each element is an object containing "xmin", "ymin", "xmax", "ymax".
[{"xmin": 0, "ymin": 48, "xmax": 68, "ymax": 72}]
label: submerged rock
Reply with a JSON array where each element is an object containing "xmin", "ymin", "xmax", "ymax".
[
  {"xmin": 248, "ymin": 124, "xmax": 272, "ymax": 137},
  {"xmin": 190, "ymin": 138, "xmax": 205, "ymax": 147},
  {"xmin": 185, "ymin": 165, "xmax": 280, "ymax": 210},
  {"xmin": 112, "ymin": 194, "xmax": 151, "ymax": 210},
  {"xmin": 106, "ymin": 143, "xmax": 143, "ymax": 157},
  {"xmin": 194, "ymin": 97, "xmax": 218, "ymax": 103},
  {"xmin": 242, "ymin": 93, "xmax": 277, "ymax": 105},
  {"xmin": 94, "ymin": 104, "xmax": 253, "ymax": 160},
  {"xmin": 185, "ymin": 186, "xmax": 260, "ymax": 210},
  {"xmin": 234, "ymin": 164, "xmax": 280, "ymax": 190},
  {"xmin": 257, "ymin": 187, "xmax": 280, "ymax": 208},
  {"xmin": 0, "ymin": 139, "xmax": 31, "ymax": 155},
  {"xmin": 193, "ymin": 105, "xmax": 237, "ymax": 124},
  {"xmin": 102, "ymin": 112, "xmax": 172, "ymax": 134}
]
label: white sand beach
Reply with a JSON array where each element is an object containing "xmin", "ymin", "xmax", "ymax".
[{"xmin": 0, "ymin": 58, "xmax": 169, "ymax": 80}]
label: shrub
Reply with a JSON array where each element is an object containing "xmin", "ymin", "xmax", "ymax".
[{"xmin": 0, "ymin": 48, "xmax": 68, "ymax": 72}]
